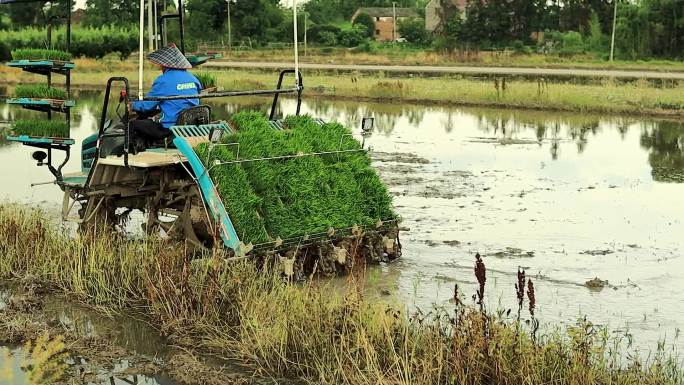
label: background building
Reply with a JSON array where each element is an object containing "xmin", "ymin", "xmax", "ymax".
[{"xmin": 351, "ymin": 7, "xmax": 419, "ymax": 42}]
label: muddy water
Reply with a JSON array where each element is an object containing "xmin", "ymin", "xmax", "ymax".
[
  {"xmin": 0, "ymin": 287, "xmax": 178, "ymax": 385},
  {"xmin": 1, "ymin": 90, "xmax": 683, "ymax": 355}
]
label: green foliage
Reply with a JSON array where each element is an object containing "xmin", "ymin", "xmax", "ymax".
[
  {"xmin": 352, "ymin": 40, "xmax": 377, "ymax": 53},
  {"xmin": 197, "ymin": 111, "xmax": 395, "ymax": 244},
  {"xmin": 0, "ymin": 41, "xmax": 11, "ymax": 62},
  {"xmin": 308, "ymin": 24, "xmax": 342, "ymax": 45},
  {"xmin": 14, "ymin": 85, "xmax": 67, "ymax": 100},
  {"xmin": 434, "ymin": 16, "xmax": 463, "ymax": 52},
  {"xmin": 67, "ymin": 27, "xmax": 138, "ymax": 60},
  {"xmin": 186, "ymin": 0, "xmax": 229, "ymax": 42},
  {"xmin": 560, "ymin": 31, "xmax": 585, "ymax": 56},
  {"xmin": 585, "ymin": 11, "xmax": 607, "ymax": 53},
  {"xmin": 318, "ymin": 31, "xmax": 338, "ymax": 46},
  {"xmin": 83, "ymin": 0, "xmax": 140, "ymax": 27},
  {"xmin": 11, "ymin": 48, "xmax": 72, "ymax": 61},
  {"xmin": 5, "ymin": 0, "xmax": 69, "ymax": 28},
  {"xmin": 194, "ymin": 72, "xmax": 217, "ymax": 89},
  {"xmin": 338, "ymin": 25, "xmax": 367, "ymax": 47},
  {"xmin": 1, "ymin": 28, "xmax": 138, "ymax": 60},
  {"xmin": 352, "ymin": 13, "xmax": 375, "ymax": 39},
  {"xmin": 228, "ymin": 0, "xmax": 284, "ymax": 43},
  {"xmin": 10, "ymin": 120, "xmax": 69, "ymax": 138},
  {"xmin": 398, "ymin": 17, "xmax": 430, "ymax": 45}
]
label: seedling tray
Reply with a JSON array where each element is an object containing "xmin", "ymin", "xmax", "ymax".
[
  {"xmin": 7, "ymin": 135, "xmax": 75, "ymax": 146},
  {"xmin": 7, "ymin": 98, "xmax": 75, "ymax": 113},
  {"xmin": 7, "ymin": 60, "xmax": 75, "ymax": 76}
]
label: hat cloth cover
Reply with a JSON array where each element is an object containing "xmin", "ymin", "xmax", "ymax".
[{"xmin": 148, "ymin": 44, "xmax": 192, "ymax": 70}]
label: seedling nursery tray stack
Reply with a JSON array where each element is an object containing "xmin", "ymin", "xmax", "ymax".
[{"xmin": 6, "ymin": 49, "xmax": 75, "ymax": 146}]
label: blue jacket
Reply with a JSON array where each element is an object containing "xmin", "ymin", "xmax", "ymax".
[{"xmin": 132, "ymin": 69, "xmax": 202, "ymax": 129}]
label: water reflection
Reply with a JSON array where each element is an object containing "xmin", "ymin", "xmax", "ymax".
[{"xmin": 641, "ymin": 121, "xmax": 684, "ymax": 183}]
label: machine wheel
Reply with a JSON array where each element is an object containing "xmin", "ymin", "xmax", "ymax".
[{"xmin": 145, "ymin": 185, "xmax": 216, "ymax": 252}]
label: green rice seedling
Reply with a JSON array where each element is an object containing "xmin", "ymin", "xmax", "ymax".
[
  {"xmin": 194, "ymin": 72, "xmax": 217, "ymax": 90},
  {"xmin": 195, "ymin": 143, "xmax": 271, "ymax": 244},
  {"xmin": 11, "ymin": 48, "xmax": 72, "ymax": 62},
  {"xmin": 10, "ymin": 119, "xmax": 69, "ymax": 138},
  {"xmin": 204, "ymin": 111, "xmax": 395, "ymax": 244},
  {"xmin": 14, "ymin": 85, "xmax": 67, "ymax": 100}
]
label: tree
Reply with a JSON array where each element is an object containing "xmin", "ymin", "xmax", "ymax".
[
  {"xmin": 353, "ymin": 13, "xmax": 375, "ymax": 39},
  {"xmin": 186, "ymin": 0, "xmax": 228, "ymax": 41},
  {"xmin": 435, "ymin": 14, "xmax": 463, "ymax": 51},
  {"xmin": 398, "ymin": 17, "xmax": 429, "ymax": 45},
  {"xmin": 83, "ymin": 0, "xmax": 139, "ymax": 27},
  {"xmin": 338, "ymin": 24, "xmax": 366, "ymax": 47},
  {"xmin": 5, "ymin": 0, "xmax": 72, "ymax": 29},
  {"xmin": 308, "ymin": 24, "xmax": 342, "ymax": 43},
  {"xmin": 229, "ymin": 0, "xmax": 283, "ymax": 43},
  {"xmin": 318, "ymin": 30, "xmax": 338, "ymax": 46},
  {"xmin": 585, "ymin": 10, "xmax": 607, "ymax": 53}
]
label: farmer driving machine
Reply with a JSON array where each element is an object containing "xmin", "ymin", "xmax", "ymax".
[{"xmin": 2, "ymin": 0, "xmax": 401, "ymax": 278}]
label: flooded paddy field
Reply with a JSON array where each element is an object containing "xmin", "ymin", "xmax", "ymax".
[{"xmin": 1, "ymin": 89, "xmax": 683, "ymax": 365}]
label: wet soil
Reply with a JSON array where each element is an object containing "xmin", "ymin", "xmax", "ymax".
[{"xmin": 0, "ymin": 280, "xmax": 262, "ymax": 385}]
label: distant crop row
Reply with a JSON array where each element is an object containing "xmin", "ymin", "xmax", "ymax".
[{"xmin": 0, "ymin": 27, "xmax": 138, "ymax": 61}]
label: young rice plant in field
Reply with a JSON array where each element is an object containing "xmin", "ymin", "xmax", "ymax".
[{"xmin": 11, "ymin": 120, "xmax": 69, "ymax": 138}]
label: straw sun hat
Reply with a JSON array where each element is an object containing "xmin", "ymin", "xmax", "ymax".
[{"xmin": 147, "ymin": 44, "xmax": 192, "ymax": 70}]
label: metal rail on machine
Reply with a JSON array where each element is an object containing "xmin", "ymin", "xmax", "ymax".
[{"xmin": 157, "ymin": 0, "xmax": 186, "ymax": 53}]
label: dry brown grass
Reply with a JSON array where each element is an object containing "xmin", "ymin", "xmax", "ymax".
[{"xmin": 0, "ymin": 203, "xmax": 682, "ymax": 385}]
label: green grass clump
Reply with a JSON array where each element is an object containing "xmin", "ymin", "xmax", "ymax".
[
  {"xmin": 195, "ymin": 72, "xmax": 217, "ymax": 89},
  {"xmin": 14, "ymin": 85, "xmax": 67, "ymax": 100},
  {"xmin": 10, "ymin": 119, "xmax": 69, "ymax": 138},
  {"xmin": 11, "ymin": 48, "xmax": 72, "ymax": 62},
  {"xmin": 198, "ymin": 111, "xmax": 395, "ymax": 244}
]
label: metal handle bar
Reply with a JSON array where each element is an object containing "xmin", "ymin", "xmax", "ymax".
[
  {"xmin": 270, "ymin": 69, "xmax": 304, "ymax": 120},
  {"xmin": 98, "ymin": 77, "xmax": 130, "ymax": 167},
  {"xmin": 143, "ymin": 86, "xmax": 301, "ymax": 102}
]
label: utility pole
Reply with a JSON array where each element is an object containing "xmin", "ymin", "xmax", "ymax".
[
  {"xmin": 147, "ymin": 0, "xmax": 154, "ymax": 52},
  {"xmin": 153, "ymin": 0, "xmax": 158, "ymax": 50},
  {"xmin": 227, "ymin": 0, "xmax": 232, "ymax": 51},
  {"xmin": 610, "ymin": 0, "xmax": 618, "ymax": 61},
  {"xmin": 304, "ymin": 11, "xmax": 307, "ymax": 57},
  {"xmin": 392, "ymin": 2, "xmax": 396, "ymax": 41}
]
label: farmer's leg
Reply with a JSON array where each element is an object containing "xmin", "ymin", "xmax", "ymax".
[{"xmin": 129, "ymin": 119, "xmax": 169, "ymax": 141}]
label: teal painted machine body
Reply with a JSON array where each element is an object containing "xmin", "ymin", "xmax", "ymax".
[
  {"xmin": 171, "ymin": 123, "xmax": 242, "ymax": 253},
  {"xmin": 81, "ymin": 133, "xmax": 98, "ymax": 173}
]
